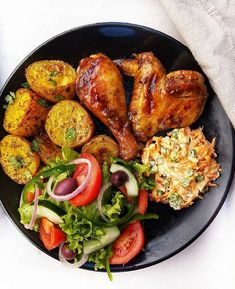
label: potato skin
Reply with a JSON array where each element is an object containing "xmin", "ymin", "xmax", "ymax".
[
  {"xmin": 82, "ymin": 135, "xmax": 119, "ymax": 164},
  {"xmin": 34, "ymin": 129, "xmax": 62, "ymax": 165},
  {"xmin": 3, "ymin": 88, "xmax": 49, "ymax": 137},
  {"xmin": 45, "ymin": 100, "xmax": 94, "ymax": 148},
  {"xmin": 26, "ymin": 60, "xmax": 76, "ymax": 103},
  {"xmin": 0, "ymin": 135, "xmax": 40, "ymax": 184}
]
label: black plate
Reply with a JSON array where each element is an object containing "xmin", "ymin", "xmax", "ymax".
[{"xmin": 0, "ymin": 23, "xmax": 234, "ymax": 272}]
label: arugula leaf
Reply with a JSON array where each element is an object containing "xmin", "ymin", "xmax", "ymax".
[
  {"xmin": 128, "ymin": 213, "xmax": 159, "ymax": 223},
  {"xmin": 105, "ymin": 245, "xmax": 113, "ymax": 281}
]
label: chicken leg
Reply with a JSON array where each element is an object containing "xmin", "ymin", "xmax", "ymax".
[
  {"xmin": 115, "ymin": 52, "xmax": 208, "ymax": 142},
  {"xmin": 76, "ymin": 53, "xmax": 139, "ymax": 160}
]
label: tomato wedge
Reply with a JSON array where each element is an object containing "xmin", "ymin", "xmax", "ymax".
[
  {"xmin": 138, "ymin": 190, "xmax": 148, "ymax": 215},
  {"xmin": 109, "ymin": 221, "xmax": 145, "ymax": 264},
  {"xmin": 118, "ymin": 186, "xmax": 134, "ymax": 203},
  {"xmin": 26, "ymin": 189, "xmax": 42, "ymax": 203},
  {"xmin": 69, "ymin": 153, "xmax": 102, "ymax": 207},
  {"xmin": 39, "ymin": 217, "xmax": 66, "ymax": 251}
]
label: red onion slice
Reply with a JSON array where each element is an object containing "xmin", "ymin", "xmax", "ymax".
[
  {"xmin": 25, "ymin": 186, "xmax": 39, "ymax": 230},
  {"xmin": 97, "ymin": 182, "xmax": 111, "ymax": 222},
  {"xmin": 59, "ymin": 243, "xmax": 88, "ymax": 268},
  {"xmin": 46, "ymin": 158, "xmax": 92, "ymax": 201}
]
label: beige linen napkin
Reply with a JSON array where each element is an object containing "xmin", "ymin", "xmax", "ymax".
[{"xmin": 160, "ymin": 0, "xmax": 235, "ymax": 127}]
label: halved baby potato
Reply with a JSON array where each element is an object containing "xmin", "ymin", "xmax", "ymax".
[
  {"xmin": 25, "ymin": 60, "xmax": 76, "ymax": 103},
  {"xmin": 82, "ymin": 135, "xmax": 119, "ymax": 164},
  {"xmin": 0, "ymin": 135, "xmax": 40, "ymax": 184},
  {"xmin": 3, "ymin": 88, "xmax": 49, "ymax": 137},
  {"xmin": 34, "ymin": 129, "xmax": 62, "ymax": 165},
  {"xmin": 45, "ymin": 100, "xmax": 94, "ymax": 148}
]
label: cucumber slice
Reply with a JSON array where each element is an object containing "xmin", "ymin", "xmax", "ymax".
[
  {"xmin": 83, "ymin": 226, "xmax": 120, "ymax": 254},
  {"xmin": 27, "ymin": 200, "xmax": 65, "ymax": 224},
  {"xmin": 110, "ymin": 164, "xmax": 138, "ymax": 197}
]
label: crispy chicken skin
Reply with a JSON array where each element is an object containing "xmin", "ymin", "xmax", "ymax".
[
  {"xmin": 115, "ymin": 52, "xmax": 208, "ymax": 142},
  {"xmin": 76, "ymin": 53, "xmax": 139, "ymax": 160}
]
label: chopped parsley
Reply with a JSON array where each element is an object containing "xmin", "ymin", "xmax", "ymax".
[
  {"xmin": 8, "ymin": 155, "xmax": 25, "ymax": 169},
  {"xmin": 4, "ymin": 91, "xmax": 16, "ymax": 108},
  {"xmin": 37, "ymin": 99, "xmax": 51, "ymax": 108},
  {"xmin": 65, "ymin": 127, "xmax": 76, "ymax": 142},
  {"xmin": 31, "ymin": 140, "xmax": 39, "ymax": 152},
  {"xmin": 21, "ymin": 82, "xmax": 30, "ymax": 89},
  {"xmin": 48, "ymin": 70, "xmax": 59, "ymax": 86},
  {"xmin": 49, "ymin": 70, "xmax": 59, "ymax": 77},
  {"xmin": 48, "ymin": 78, "xmax": 57, "ymax": 86},
  {"xmin": 55, "ymin": 95, "xmax": 65, "ymax": 101}
]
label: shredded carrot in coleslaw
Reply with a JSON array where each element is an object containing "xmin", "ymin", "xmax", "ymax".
[{"xmin": 142, "ymin": 127, "xmax": 221, "ymax": 210}]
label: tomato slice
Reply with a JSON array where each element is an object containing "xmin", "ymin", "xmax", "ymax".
[
  {"xmin": 69, "ymin": 153, "xmax": 102, "ymax": 207},
  {"xmin": 109, "ymin": 221, "xmax": 145, "ymax": 264},
  {"xmin": 39, "ymin": 217, "xmax": 66, "ymax": 251},
  {"xmin": 138, "ymin": 190, "xmax": 148, "ymax": 215}
]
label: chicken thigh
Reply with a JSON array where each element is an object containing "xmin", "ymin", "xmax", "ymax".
[
  {"xmin": 76, "ymin": 53, "xmax": 139, "ymax": 160},
  {"xmin": 115, "ymin": 52, "xmax": 208, "ymax": 142}
]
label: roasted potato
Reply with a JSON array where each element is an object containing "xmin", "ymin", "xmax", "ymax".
[
  {"xmin": 3, "ymin": 88, "xmax": 49, "ymax": 137},
  {"xmin": 45, "ymin": 100, "xmax": 94, "ymax": 148},
  {"xmin": 0, "ymin": 135, "xmax": 40, "ymax": 184},
  {"xmin": 26, "ymin": 60, "xmax": 76, "ymax": 103},
  {"xmin": 34, "ymin": 129, "xmax": 62, "ymax": 165},
  {"xmin": 81, "ymin": 135, "xmax": 119, "ymax": 164}
]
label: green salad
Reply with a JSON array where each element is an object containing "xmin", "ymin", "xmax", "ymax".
[{"xmin": 18, "ymin": 147, "xmax": 158, "ymax": 280}]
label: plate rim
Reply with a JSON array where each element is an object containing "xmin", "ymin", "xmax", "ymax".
[{"xmin": 0, "ymin": 22, "xmax": 234, "ymax": 273}]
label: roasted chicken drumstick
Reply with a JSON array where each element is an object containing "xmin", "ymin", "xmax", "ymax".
[
  {"xmin": 76, "ymin": 53, "xmax": 139, "ymax": 160},
  {"xmin": 115, "ymin": 52, "xmax": 208, "ymax": 142}
]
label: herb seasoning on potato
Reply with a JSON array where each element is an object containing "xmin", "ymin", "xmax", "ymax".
[
  {"xmin": 25, "ymin": 60, "xmax": 76, "ymax": 103},
  {"xmin": 45, "ymin": 100, "xmax": 94, "ymax": 148},
  {"xmin": 0, "ymin": 135, "xmax": 40, "ymax": 184},
  {"xmin": 3, "ymin": 88, "xmax": 49, "ymax": 137}
]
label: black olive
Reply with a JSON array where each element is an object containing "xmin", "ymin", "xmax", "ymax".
[{"xmin": 111, "ymin": 170, "xmax": 129, "ymax": 187}]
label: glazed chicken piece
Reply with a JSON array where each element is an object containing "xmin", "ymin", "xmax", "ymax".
[
  {"xmin": 115, "ymin": 52, "xmax": 208, "ymax": 142},
  {"xmin": 76, "ymin": 53, "xmax": 139, "ymax": 160}
]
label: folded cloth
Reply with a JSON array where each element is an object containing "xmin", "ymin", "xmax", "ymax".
[{"xmin": 160, "ymin": 0, "xmax": 235, "ymax": 128}]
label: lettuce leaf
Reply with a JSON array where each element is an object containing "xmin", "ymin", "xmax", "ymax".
[
  {"xmin": 59, "ymin": 205, "xmax": 105, "ymax": 254},
  {"xmin": 18, "ymin": 203, "xmax": 39, "ymax": 231},
  {"xmin": 103, "ymin": 191, "xmax": 126, "ymax": 222}
]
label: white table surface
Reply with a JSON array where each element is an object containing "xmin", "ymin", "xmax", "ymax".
[{"xmin": 0, "ymin": 1, "xmax": 235, "ymax": 288}]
